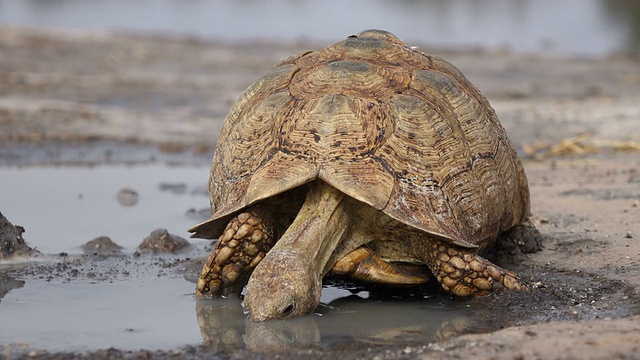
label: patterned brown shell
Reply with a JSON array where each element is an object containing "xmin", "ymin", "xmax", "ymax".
[{"xmin": 190, "ymin": 29, "xmax": 530, "ymax": 248}]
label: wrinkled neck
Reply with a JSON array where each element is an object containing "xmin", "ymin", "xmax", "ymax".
[{"xmin": 269, "ymin": 180, "xmax": 352, "ymax": 275}]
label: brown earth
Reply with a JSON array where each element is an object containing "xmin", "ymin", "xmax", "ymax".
[{"xmin": 0, "ymin": 26, "xmax": 639, "ymax": 359}]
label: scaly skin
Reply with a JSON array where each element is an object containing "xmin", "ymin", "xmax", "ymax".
[
  {"xmin": 330, "ymin": 246, "xmax": 428, "ymax": 285},
  {"xmin": 196, "ymin": 205, "xmax": 276, "ymax": 297},
  {"xmin": 419, "ymin": 237, "xmax": 526, "ymax": 297}
]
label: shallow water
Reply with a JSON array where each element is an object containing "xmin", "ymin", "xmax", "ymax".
[
  {"xmin": 0, "ymin": 276, "xmax": 201, "ymax": 352},
  {"xmin": 1, "ymin": 0, "xmax": 638, "ymax": 57},
  {"xmin": 0, "ymin": 266, "xmax": 481, "ymax": 352},
  {"xmin": 0, "ymin": 164, "xmax": 491, "ymax": 352},
  {"xmin": 0, "ymin": 164, "xmax": 209, "ymax": 254}
]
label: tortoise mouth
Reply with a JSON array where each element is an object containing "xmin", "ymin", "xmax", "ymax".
[{"xmin": 245, "ymin": 248, "xmax": 322, "ymax": 322}]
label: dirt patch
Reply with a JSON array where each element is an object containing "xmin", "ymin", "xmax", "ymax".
[{"xmin": 1, "ymin": 27, "xmax": 639, "ymax": 359}]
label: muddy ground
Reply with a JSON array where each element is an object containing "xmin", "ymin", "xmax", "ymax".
[{"xmin": 0, "ymin": 27, "xmax": 639, "ymax": 359}]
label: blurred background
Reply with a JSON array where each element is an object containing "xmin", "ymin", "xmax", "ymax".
[{"xmin": 1, "ymin": 0, "xmax": 639, "ymax": 58}]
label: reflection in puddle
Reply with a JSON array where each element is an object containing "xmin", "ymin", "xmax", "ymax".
[
  {"xmin": 0, "ymin": 273, "xmax": 25, "ymax": 302},
  {"xmin": 196, "ymin": 284, "xmax": 492, "ymax": 352},
  {"xmin": 0, "ymin": 257, "xmax": 491, "ymax": 352}
]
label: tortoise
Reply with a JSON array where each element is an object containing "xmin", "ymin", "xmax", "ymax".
[{"xmin": 190, "ymin": 29, "xmax": 539, "ymax": 322}]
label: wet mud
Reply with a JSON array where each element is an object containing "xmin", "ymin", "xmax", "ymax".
[
  {"xmin": 1, "ymin": 27, "xmax": 639, "ymax": 359},
  {"xmin": 0, "ymin": 212, "xmax": 37, "ymax": 260}
]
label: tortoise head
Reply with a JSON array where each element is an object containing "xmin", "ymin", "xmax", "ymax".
[{"xmin": 244, "ymin": 248, "xmax": 321, "ymax": 321}]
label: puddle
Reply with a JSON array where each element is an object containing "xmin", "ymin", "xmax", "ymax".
[
  {"xmin": 0, "ymin": 164, "xmax": 210, "ymax": 254},
  {"xmin": 0, "ymin": 257, "xmax": 486, "ymax": 353},
  {"xmin": 2, "ymin": 164, "xmax": 634, "ymax": 354},
  {"xmin": 196, "ymin": 288, "xmax": 489, "ymax": 352},
  {"xmin": 0, "ymin": 276, "xmax": 201, "ymax": 352},
  {"xmin": 0, "ymin": 164, "xmax": 498, "ymax": 352}
]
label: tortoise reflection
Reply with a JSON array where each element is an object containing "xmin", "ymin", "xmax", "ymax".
[{"xmin": 195, "ymin": 284, "xmax": 493, "ymax": 352}]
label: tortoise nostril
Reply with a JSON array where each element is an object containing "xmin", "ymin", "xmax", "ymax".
[{"xmin": 282, "ymin": 304, "xmax": 295, "ymax": 316}]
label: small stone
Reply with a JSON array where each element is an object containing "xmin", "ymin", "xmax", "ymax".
[
  {"xmin": 82, "ymin": 236, "xmax": 123, "ymax": 255},
  {"xmin": 116, "ymin": 188, "xmax": 139, "ymax": 206},
  {"xmin": 625, "ymin": 231, "xmax": 633, "ymax": 239},
  {"xmin": 137, "ymin": 228, "xmax": 190, "ymax": 254}
]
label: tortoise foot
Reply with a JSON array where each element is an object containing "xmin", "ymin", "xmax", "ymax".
[
  {"xmin": 196, "ymin": 206, "xmax": 275, "ymax": 297},
  {"xmin": 499, "ymin": 221, "xmax": 543, "ymax": 254},
  {"xmin": 428, "ymin": 240, "xmax": 526, "ymax": 297}
]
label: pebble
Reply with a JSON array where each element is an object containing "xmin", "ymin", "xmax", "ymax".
[
  {"xmin": 117, "ymin": 188, "xmax": 139, "ymax": 206},
  {"xmin": 82, "ymin": 235, "xmax": 123, "ymax": 254}
]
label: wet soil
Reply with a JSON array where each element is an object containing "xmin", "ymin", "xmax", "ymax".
[
  {"xmin": 1, "ymin": 27, "xmax": 639, "ymax": 359},
  {"xmin": 0, "ymin": 212, "xmax": 37, "ymax": 259}
]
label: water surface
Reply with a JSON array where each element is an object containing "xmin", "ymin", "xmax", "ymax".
[
  {"xmin": 1, "ymin": 0, "xmax": 638, "ymax": 57},
  {"xmin": 0, "ymin": 164, "xmax": 208, "ymax": 254},
  {"xmin": 0, "ymin": 165, "xmax": 487, "ymax": 352}
]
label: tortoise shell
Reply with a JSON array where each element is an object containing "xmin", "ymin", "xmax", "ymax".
[{"xmin": 190, "ymin": 29, "xmax": 530, "ymax": 249}]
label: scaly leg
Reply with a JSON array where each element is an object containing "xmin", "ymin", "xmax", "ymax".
[
  {"xmin": 330, "ymin": 246, "xmax": 428, "ymax": 285},
  {"xmin": 422, "ymin": 238, "xmax": 526, "ymax": 297},
  {"xmin": 196, "ymin": 205, "xmax": 275, "ymax": 297}
]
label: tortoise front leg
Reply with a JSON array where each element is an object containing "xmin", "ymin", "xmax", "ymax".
[
  {"xmin": 196, "ymin": 205, "xmax": 276, "ymax": 297},
  {"xmin": 420, "ymin": 238, "xmax": 527, "ymax": 297}
]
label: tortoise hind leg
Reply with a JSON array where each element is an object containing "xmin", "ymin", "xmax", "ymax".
[
  {"xmin": 330, "ymin": 246, "xmax": 428, "ymax": 285},
  {"xmin": 196, "ymin": 205, "xmax": 276, "ymax": 297},
  {"xmin": 421, "ymin": 238, "xmax": 526, "ymax": 297},
  {"xmin": 499, "ymin": 220, "xmax": 543, "ymax": 254}
]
